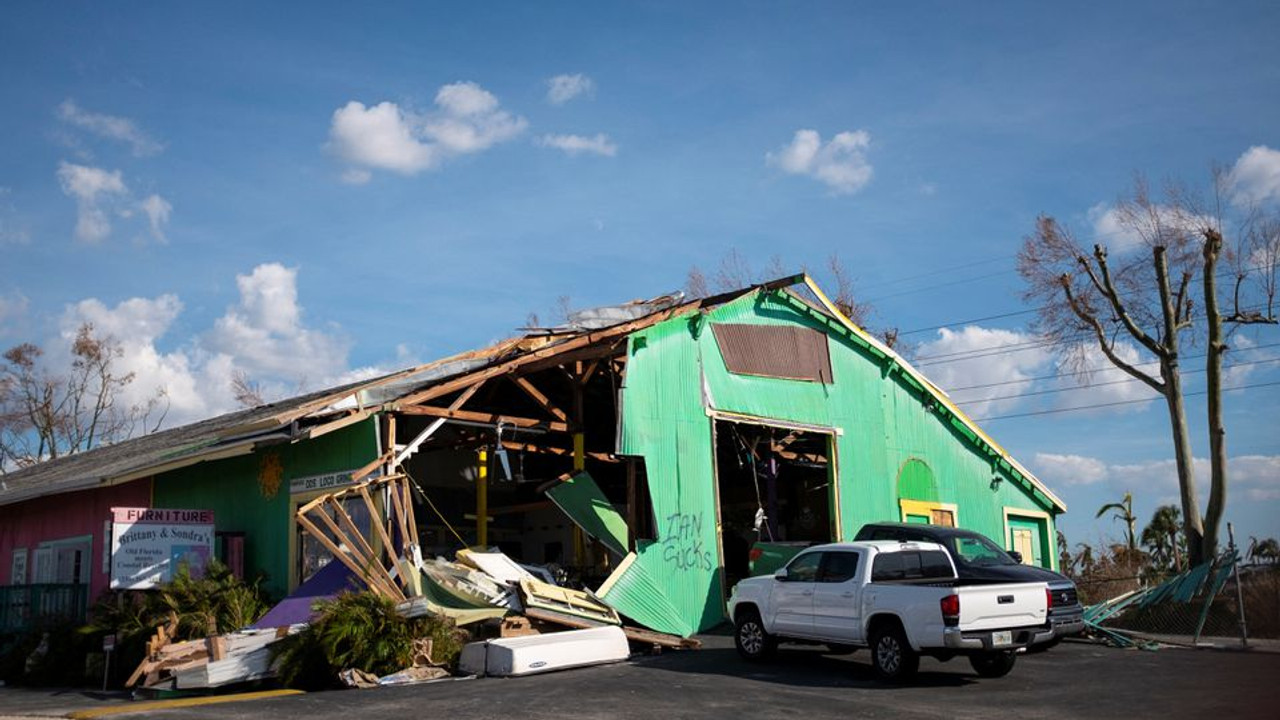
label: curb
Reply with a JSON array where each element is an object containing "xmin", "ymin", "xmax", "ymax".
[{"xmin": 65, "ymin": 689, "xmax": 304, "ymax": 718}]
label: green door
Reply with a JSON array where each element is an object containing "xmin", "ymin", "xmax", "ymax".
[
  {"xmin": 905, "ymin": 514, "xmax": 931, "ymax": 525},
  {"xmin": 1008, "ymin": 516, "xmax": 1048, "ymax": 567}
]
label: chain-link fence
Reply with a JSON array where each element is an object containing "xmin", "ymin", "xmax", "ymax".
[{"xmin": 1082, "ymin": 551, "xmax": 1280, "ymax": 647}]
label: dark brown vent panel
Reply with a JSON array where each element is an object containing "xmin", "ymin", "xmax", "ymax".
[{"xmin": 710, "ymin": 323, "xmax": 833, "ymax": 383}]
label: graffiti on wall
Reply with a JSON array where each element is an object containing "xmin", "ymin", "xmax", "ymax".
[{"xmin": 661, "ymin": 512, "xmax": 714, "ymax": 572}]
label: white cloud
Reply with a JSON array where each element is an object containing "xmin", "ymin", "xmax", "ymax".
[
  {"xmin": 546, "ymin": 74, "xmax": 594, "ymax": 105},
  {"xmin": 139, "ymin": 194, "xmax": 172, "ymax": 243},
  {"xmin": 1033, "ymin": 453, "xmax": 1110, "ymax": 486},
  {"xmin": 537, "ymin": 133, "xmax": 617, "ymax": 157},
  {"xmin": 57, "ymin": 99, "xmax": 163, "ymax": 157},
  {"xmin": 1048, "ymin": 341, "xmax": 1160, "ymax": 412},
  {"xmin": 56, "ymin": 162, "xmax": 128, "ymax": 243},
  {"xmin": 917, "ymin": 326, "xmax": 1051, "ymax": 417},
  {"xmin": 1233, "ymin": 455, "xmax": 1280, "ymax": 501},
  {"xmin": 328, "ymin": 82, "xmax": 527, "ymax": 180},
  {"xmin": 205, "ymin": 263, "xmax": 351, "ymax": 381},
  {"xmin": 766, "ymin": 128, "xmax": 873, "ymax": 195},
  {"xmin": 329, "ymin": 101, "xmax": 438, "ymax": 175},
  {"xmin": 1088, "ymin": 201, "xmax": 1213, "ymax": 254},
  {"xmin": 1229, "ymin": 145, "xmax": 1280, "ymax": 206},
  {"xmin": 54, "ymin": 263, "xmax": 364, "ymax": 427}
]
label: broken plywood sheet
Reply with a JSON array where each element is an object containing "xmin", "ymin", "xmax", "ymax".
[
  {"xmin": 518, "ymin": 577, "xmax": 619, "ymax": 625},
  {"xmin": 545, "ymin": 471, "xmax": 629, "ymax": 556}
]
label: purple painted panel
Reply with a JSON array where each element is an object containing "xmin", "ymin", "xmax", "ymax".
[{"xmin": 249, "ymin": 559, "xmax": 365, "ymax": 628}]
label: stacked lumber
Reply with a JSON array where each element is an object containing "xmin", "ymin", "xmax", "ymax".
[{"xmin": 128, "ymin": 626, "xmax": 297, "ymax": 690}]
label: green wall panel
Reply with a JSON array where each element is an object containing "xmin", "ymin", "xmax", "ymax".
[
  {"xmin": 616, "ymin": 290, "xmax": 1062, "ymax": 631},
  {"xmin": 151, "ymin": 418, "xmax": 379, "ymax": 599}
]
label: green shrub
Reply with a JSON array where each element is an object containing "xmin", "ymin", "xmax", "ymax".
[
  {"xmin": 273, "ymin": 592, "xmax": 466, "ymax": 690},
  {"xmin": 77, "ymin": 560, "xmax": 271, "ymax": 688}
]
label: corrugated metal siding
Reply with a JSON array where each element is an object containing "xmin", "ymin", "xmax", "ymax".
[
  {"xmin": 617, "ymin": 291, "xmax": 1062, "ymax": 632},
  {"xmin": 710, "ymin": 323, "xmax": 832, "ymax": 383}
]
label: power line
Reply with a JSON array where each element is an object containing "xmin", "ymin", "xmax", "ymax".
[
  {"xmin": 909, "ymin": 302, "xmax": 1272, "ymax": 366},
  {"xmin": 885, "ymin": 261, "xmax": 1275, "ymax": 336},
  {"xmin": 971, "ymin": 380, "xmax": 1280, "ymax": 422},
  {"xmin": 943, "ymin": 342, "xmax": 1280, "ymax": 394},
  {"xmin": 952, "ymin": 357, "xmax": 1280, "ymax": 404}
]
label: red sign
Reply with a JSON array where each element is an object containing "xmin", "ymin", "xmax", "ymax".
[{"xmin": 111, "ymin": 507, "xmax": 214, "ymax": 525}]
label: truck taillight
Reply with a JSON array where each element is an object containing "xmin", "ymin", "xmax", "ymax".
[
  {"xmin": 940, "ymin": 594, "xmax": 960, "ymax": 627},
  {"xmin": 1045, "ymin": 587, "xmax": 1054, "ymax": 610}
]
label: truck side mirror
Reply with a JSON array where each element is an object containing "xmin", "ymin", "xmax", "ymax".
[{"xmin": 773, "ymin": 568, "xmax": 789, "ymax": 582}]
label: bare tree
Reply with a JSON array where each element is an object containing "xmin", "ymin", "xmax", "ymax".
[
  {"xmin": 1, "ymin": 323, "xmax": 167, "ymax": 470},
  {"xmin": 826, "ymin": 252, "xmax": 874, "ymax": 329},
  {"xmin": 231, "ymin": 370, "xmax": 266, "ymax": 409},
  {"xmin": 1019, "ymin": 175, "xmax": 1278, "ymax": 565},
  {"xmin": 684, "ymin": 248, "xmax": 908, "ymax": 340}
]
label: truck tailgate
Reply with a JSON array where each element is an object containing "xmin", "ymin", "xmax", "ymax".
[{"xmin": 957, "ymin": 582, "xmax": 1047, "ymax": 630}]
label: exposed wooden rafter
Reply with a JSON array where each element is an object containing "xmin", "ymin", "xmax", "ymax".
[
  {"xmin": 399, "ymin": 404, "xmax": 570, "ymax": 433},
  {"xmin": 500, "ymin": 440, "xmax": 620, "ymax": 463},
  {"xmin": 510, "ymin": 375, "xmax": 568, "ymax": 422}
]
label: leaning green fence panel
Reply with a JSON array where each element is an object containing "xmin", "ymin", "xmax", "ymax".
[
  {"xmin": 546, "ymin": 470, "xmax": 630, "ymax": 556},
  {"xmin": 596, "ymin": 548, "xmax": 696, "ymax": 637}
]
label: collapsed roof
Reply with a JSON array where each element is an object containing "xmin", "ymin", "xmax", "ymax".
[{"xmin": 0, "ymin": 275, "xmax": 1065, "ymax": 512}]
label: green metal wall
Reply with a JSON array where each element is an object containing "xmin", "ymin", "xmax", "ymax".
[
  {"xmin": 151, "ymin": 418, "xmax": 379, "ymax": 599},
  {"xmin": 619, "ymin": 290, "xmax": 1059, "ymax": 632}
]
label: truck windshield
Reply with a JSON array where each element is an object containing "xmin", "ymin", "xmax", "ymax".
[{"xmin": 949, "ymin": 535, "xmax": 1018, "ymax": 567}]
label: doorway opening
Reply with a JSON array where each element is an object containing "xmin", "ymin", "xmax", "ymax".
[{"xmin": 713, "ymin": 418, "xmax": 837, "ymax": 591}]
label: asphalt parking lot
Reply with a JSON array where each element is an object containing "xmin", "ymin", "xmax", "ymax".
[{"xmin": 4, "ymin": 636, "xmax": 1277, "ymax": 720}]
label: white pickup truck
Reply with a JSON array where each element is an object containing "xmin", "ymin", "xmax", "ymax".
[{"xmin": 727, "ymin": 540, "xmax": 1054, "ymax": 682}]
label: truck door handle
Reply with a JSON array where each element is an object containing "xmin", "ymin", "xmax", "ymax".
[
  {"xmin": 801, "ymin": 590, "xmax": 813, "ymax": 596},
  {"xmin": 841, "ymin": 592, "xmax": 854, "ymax": 598}
]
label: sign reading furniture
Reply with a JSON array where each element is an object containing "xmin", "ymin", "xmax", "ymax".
[{"xmin": 109, "ymin": 508, "xmax": 215, "ymax": 589}]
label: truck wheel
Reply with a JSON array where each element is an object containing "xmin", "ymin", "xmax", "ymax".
[
  {"xmin": 734, "ymin": 609, "xmax": 777, "ymax": 661},
  {"xmin": 969, "ymin": 651, "xmax": 1017, "ymax": 678},
  {"xmin": 869, "ymin": 623, "xmax": 918, "ymax": 683}
]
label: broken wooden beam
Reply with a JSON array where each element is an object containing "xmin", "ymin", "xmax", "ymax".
[{"xmin": 399, "ymin": 404, "xmax": 569, "ymax": 433}]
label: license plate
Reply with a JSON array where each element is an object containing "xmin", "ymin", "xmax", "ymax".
[{"xmin": 992, "ymin": 631, "xmax": 1013, "ymax": 647}]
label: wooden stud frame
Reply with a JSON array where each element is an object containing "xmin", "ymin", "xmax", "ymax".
[{"xmin": 294, "ymin": 473, "xmax": 426, "ymax": 602}]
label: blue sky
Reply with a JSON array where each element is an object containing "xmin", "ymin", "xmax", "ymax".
[{"xmin": 2, "ymin": 1, "xmax": 1278, "ymax": 551}]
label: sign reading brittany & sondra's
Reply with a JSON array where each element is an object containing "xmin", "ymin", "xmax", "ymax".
[{"xmin": 109, "ymin": 507, "xmax": 215, "ymax": 590}]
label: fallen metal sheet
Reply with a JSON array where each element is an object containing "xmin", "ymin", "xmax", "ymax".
[
  {"xmin": 518, "ymin": 577, "xmax": 620, "ymax": 625},
  {"xmin": 458, "ymin": 626, "xmax": 629, "ymax": 677},
  {"xmin": 595, "ymin": 549, "xmax": 695, "ymax": 638},
  {"xmin": 545, "ymin": 470, "xmax": 629, "ymax": 556}
]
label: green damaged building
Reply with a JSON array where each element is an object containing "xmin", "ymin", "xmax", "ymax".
[{"xmin": 0, "ymin": 274, "xmax": 1065, "ymax": 637}]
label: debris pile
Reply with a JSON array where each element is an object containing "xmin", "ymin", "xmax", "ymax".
[{"xmin": 126, "ymin": 473, "xmax": 697, "ymax": 693}]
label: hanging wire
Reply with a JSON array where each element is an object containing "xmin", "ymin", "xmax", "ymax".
[{"xmin": 403, "ymin": 467, "xmax": 468, "ymax": 548}]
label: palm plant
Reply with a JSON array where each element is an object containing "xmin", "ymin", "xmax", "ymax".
[
  {"xmin": 1140, "ymin": 505, "xmax": 1184, "ymax": 574},
  {"xmin": 1096, "ymin": 492, "xmax": 1138, "ymax": 552}
]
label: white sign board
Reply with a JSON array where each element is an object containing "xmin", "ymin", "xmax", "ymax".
[
  {"xmin": 289, "ymin": 469, "xmax": 364, "ymax": 495},
  {"xmin": 110, "ymin": 507, "xmax": 215, "ymax": 590}
]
